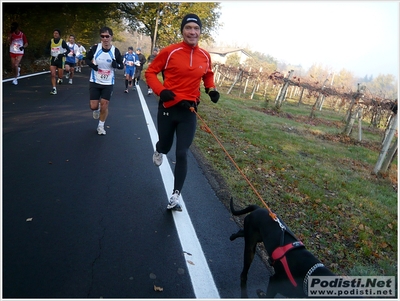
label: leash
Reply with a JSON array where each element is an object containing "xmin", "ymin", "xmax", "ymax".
[{"xmin": 190, "ymin": 105, "xmax": 281, "ymax": 223}]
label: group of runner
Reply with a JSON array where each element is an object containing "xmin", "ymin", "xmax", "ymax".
[
  {"xmin": 7, "ymin": 14, "xmax": 220, "ymax": 212},
  {"xmin": 7, "ymin": 22, "xmax": 158, "ymax": 97},
  {"xmin": 44, "ymin": 30, "xmax": 87, "ymax": 94}
]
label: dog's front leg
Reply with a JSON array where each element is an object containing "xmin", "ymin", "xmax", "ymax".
[
  {"xmin": 265, "ymin": 275, "xmax": 283, "ymax": 298},
  {"xmin": 240, "ymin": 284, "xmax": 249, "ymax": 298}
]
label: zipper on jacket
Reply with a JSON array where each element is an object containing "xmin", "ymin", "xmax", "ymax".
[{"xmin": 190, "ymin": 48, "xmax": 193, "ymax": 67}]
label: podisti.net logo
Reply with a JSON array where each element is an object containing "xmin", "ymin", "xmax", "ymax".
[{"xmin": 308, "ymin": 276, "xmax": 396, "ymax": 297}]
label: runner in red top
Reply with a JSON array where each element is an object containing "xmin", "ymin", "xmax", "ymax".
[
  {"xmin": 145, "ymin": 13, "xmax": 220, "ymax": 211},
  {"xmin": 8, "ymin": 22, "xmax": 28, "ymax": 85}
]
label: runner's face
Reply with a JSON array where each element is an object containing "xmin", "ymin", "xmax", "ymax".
[
  {"xmin": 53, "ymin": 31, "xmax": 60, "ymax": 39},
  {"xmin": 69, "ymin": 36, "xmax": 75, "ymax": 43},
  {"xmin": 100, "ymin": 31, "xmax": 112, "ymax": 48},
  {"xmin": 182, "ymin": 22, "xmax": 200, "ymax": 47}
]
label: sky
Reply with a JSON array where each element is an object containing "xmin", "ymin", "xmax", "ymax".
[{"xmin": 214, "ymin": 1, "xmax": 399, "ymax": 79}]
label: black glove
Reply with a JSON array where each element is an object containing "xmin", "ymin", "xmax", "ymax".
[
  {"xmin": 159, "ymin": 89, "xmax": 176, "ymax": 102},
  {"xmin": 57, "ymin": 53, "xmax": 64, "ymax": 60},
  {"xmin": 19, "ymin": 46, "xmax": 25, "ymax": 51},
  {"xmin": 180, "ymin": 100, "xmax": 197, "ymax": 112},
  {"xmin": 88, "ymin": 62, "xmax": 98, "ymax": 71},
  {"xmin": 206, "ymin": 88, "xmax": 220, "ymax": 103},
  {"xmin": 113, "ymin": 60, "xmax": 124, "ymax": 69}
]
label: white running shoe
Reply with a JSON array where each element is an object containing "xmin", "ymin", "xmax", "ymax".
[
  {"xmin": 167, "ymin": 190, "xmax": 182, "ymax": 211},
  {"xmin": 12, "ymin": 78, "xmax": 18, "ymax": 85},
  {"xmin": 57, "ymin": 79, "xmax": 63, "ymax": 84},
  {"xmin": 69, "ymin": 79, "xmax": 73, "ymax": 84},
  {"xmin": 148, "ymin": 88, "xmax": 153, "ymax": 95},
  {"xmin": 65, "ymin": 72, "xmax": 70, "ymax": 79},
  {"xmin": 153, "ymin": 151, "xmax": 163, "ymax": 166},
  {"xmin": 97, "ymin": 126, "xmax": 106, "ymax": 135},
  {"xmin": 50, "ymin": 88, "xmax": 57, "ymax": 95}
]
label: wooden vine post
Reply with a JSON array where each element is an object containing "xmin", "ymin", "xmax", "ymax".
[
  {"xmin": 380, "ymin": 137, "xmax": 398, "ymax": 173},
  {"xmin": 275, "ymin": 70, "xmax": 294, "ymax": 109},
  {"xmin": 310, "ymin": 78, "xmax": 329, "ymax": 118},
  {"xmin": 342, "ymin": 84, "xmax": 365, "ymax": 136},
  {"xmin": 373, "ymin": 112, "xmax": 398, "ymax": 175},
  {"xmin": 227, "ymin": 67, "xmax": 243, "ymax": 95}
]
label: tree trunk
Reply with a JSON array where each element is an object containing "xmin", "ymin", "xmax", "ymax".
[{"xmin": 151, "ymin": 6, "xmax": 160, "ymax": 51}]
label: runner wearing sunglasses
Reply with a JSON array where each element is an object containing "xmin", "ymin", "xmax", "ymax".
[{"xmin": 85, "ymin": 26, "xmax": 124, "ymax": 135}]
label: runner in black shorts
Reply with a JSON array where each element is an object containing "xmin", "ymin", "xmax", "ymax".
[
  {"xmin": 85, "ymin": 26, "xmax": 124, "ymax": 135},
  {"xmin": 89, "ymin": 82, "xmax": 113, "ymax": 103},
  {"xmin": 50, "ymin": 56, "xmax": 63, "ymax": 69},
  {"xmin": 45, "ymin": 29, "xmax": 70, "ymax": 95},
  {"xmin": 65, "ymin": 34, "xmax": 79, "ymax": 84}
]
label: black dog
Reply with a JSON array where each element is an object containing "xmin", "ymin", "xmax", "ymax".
[{"xmin": 230, "ymin": 198, "xmax": 335, "ymax": 298}]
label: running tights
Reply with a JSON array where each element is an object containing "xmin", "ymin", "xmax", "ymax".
[{"xmin": 156, "ymin": 102, "xmax": 197, "ymax": 193}]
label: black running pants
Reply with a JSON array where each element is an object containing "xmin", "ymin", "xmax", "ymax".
[{"xmin": 155, "ymin": 102, "xmax": 197, "ymax": 193}]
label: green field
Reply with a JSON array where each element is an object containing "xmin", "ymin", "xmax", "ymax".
[{"xmin": 193, "ymin": 91, "xmax": 397, "ymax": 277}]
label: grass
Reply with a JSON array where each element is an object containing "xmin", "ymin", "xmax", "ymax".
[{"xmin": 193, "ymin": 91, "xmax": 397, "ymax": 277}]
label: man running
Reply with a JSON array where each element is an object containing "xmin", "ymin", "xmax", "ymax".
[
  {"xmin": 85, "ymin": 26, "xmax": 124, "ymax": 135},
  {"xmin": 8, "ymin": 22, "xmax": 28, "ymax": 85},
  {"xmin": 45, "ymin": 29, "xmax": 70, "ymax": 95},
  {"xmin": 65, "ymin": 35, "xmax": 79, "ymax": 84},
  {"xmin": 123, "ymin": 46, "xmax": 139, "ymax": 93}
]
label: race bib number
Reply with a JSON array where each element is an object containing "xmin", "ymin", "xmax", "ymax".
[
  {"xmin": 96, "ymin": 68, "xmax": 111, "ymax": 81},
  {"xmin": 51, "ymin": 46, "xmax": 61, "ymax": 57},
  {"xmin": 13, "ymin": 43, "xmax": 21, "ymax": 52},
  {"xmin": 127, "ymin": 61, "xmax": 134, "ymax": 66}
]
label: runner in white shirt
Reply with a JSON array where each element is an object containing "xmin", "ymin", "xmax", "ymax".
[
  {"xmin": 7, "ymin": 22, "xmax": 28, "ymax": 85},
  {"xmin": 76, "ymin": 43, "xmax": 86, "ymax": 72},
  {"xmin": 65, "ymin": 35, "xmax": 79, "ymax": 84},
  {"xmin": 85, "ymin": 26, "xmax": 124, "ymax": 135}
]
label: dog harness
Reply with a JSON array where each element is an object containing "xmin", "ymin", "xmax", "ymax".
[{"xmin": 271, "ymin": 241, "xmax": 305, "ymax": 287}]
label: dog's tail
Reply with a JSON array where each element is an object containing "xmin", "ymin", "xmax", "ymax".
[{"xmin": 230, "ymin": 197, "xmax": 259, "ymax": 216}]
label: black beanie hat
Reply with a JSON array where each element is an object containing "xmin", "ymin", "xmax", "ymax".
[{"xmin": 181, "ymin": 13, "xmax": 202, "ymax": 32}]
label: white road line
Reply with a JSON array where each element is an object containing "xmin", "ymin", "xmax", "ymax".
[
  {"xmin": 2, "ymin": 71, "xmax": 50, "ymax": 82},
  {"xmin": 137, "ymin": 86, "xmax": 220, "ymax": 299}
]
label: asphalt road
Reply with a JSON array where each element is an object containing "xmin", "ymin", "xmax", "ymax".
[{"xmin": 2, "ymin": 67, "xmax": 271, "ymax": 298}]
